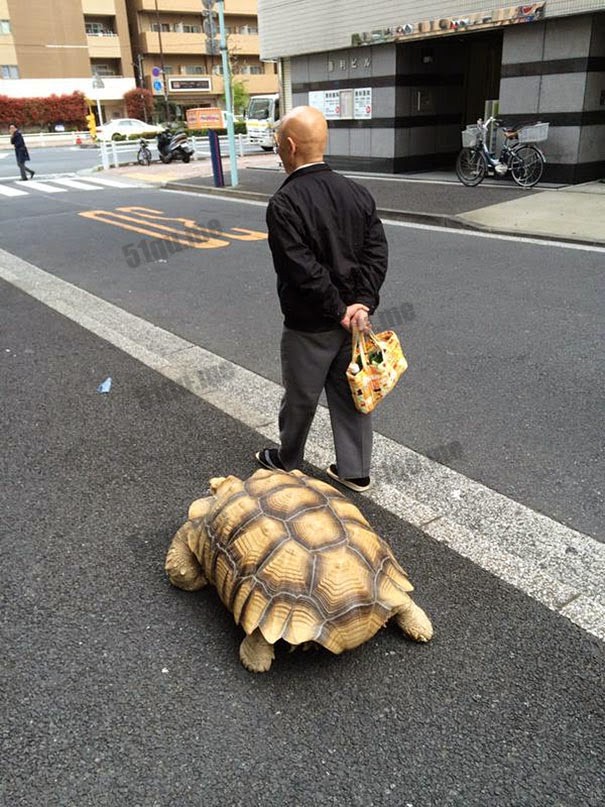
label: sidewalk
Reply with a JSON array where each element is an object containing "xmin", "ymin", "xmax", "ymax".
[{"xmin": 97, "ymin": 151, "xmax": 605, "ymax": 247}]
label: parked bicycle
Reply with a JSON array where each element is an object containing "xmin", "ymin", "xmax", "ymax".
[
  {"xmin": 137, "ymin": 137, "xmax": 152, "ymax": 166},
  {"xmin": 456, "ymin": 117, "xmax": 548, "ymax": 188}
]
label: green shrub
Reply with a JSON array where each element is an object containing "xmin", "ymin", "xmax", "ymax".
[{"xmin": 126, "ymin": 131, "xmax": 161, "ymax": 140}]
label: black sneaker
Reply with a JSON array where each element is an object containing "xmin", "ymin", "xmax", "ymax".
[
  {"xmin": 255, "ymin": 448, "xmax": 286, "ymax": 472},
  {"xmin": 326, "ymin": 464, "xmax": 371, "ymax": 492},
  {"xmin": 30, "ymin": 170, "xmax": 35, "ymax": 178}
]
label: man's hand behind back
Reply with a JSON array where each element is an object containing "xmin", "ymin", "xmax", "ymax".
[{"xmin": 340, "ymin": 303, "xmax": 370, "ymax": 333}]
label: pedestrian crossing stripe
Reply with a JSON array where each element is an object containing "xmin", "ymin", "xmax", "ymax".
[
  {"xmin": 52, "ymin": 177, "xmax": 107, "ymax": 191},
  {"xmin": 0, "ymin": 176, "xmax": 138, "ymax": 197},
  {"xmin": 23, "ymin": 180, "xmax": 67, "ymax": 193},
  {"xmin": 0, "ymin": 184, "xmax": 27, "ymax": 197}
]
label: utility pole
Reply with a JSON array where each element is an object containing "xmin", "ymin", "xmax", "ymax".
[
  {"xmin": 216, "ymin": 0, "xmax": 238, "ymax": 186},
  {"xmin": 154, "ymin": 0, "xmax": 171, "ymax": 122}
]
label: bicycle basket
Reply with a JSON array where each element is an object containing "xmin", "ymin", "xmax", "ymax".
[
  {"xmin": 518, "ymin": 122, "xmax": 549, "ymax": 143},
  {"xmin": 461, "ymin": 125, "xmax": 480, "ymax": 148}
]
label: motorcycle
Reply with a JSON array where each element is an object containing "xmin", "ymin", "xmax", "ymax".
[{"xmin": 156, "ymin": 128, "xmax": 194, "ymax": 164}]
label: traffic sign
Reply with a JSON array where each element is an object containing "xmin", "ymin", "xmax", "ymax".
[
  {"xmin": 152, "ymin": 66, "xmax": 161, "ymax": 77},
  {"xmin": 203, "ymin": 16, "xmax": 217, "ymax": 36},
  {"xmin": 153, "ymin": 80, "xmax": 163, "ymax": 92}
]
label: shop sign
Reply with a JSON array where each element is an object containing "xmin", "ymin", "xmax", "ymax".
[
  {"xmin": 168, "ymin": 78, "xmax": 212, "ymax": 92},
  {"xmin": 351, "ymin": 3, "xmax": 546, "ymax": 47},
  {"xmin": 308, "ymin": 88, "xmax": 372, "ymax": 120},
  {"xmin": 186, "ymin": 107, "xmax": 224, "ymax": 129}
]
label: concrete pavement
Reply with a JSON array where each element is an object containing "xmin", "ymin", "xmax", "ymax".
[{"xmin": 93, "ymin": 150, "xmax": 605, "ymax": 246}]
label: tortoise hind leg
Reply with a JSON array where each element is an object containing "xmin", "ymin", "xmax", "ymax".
[
  {"xmin": 394, "ymin": 594, "xmax": 433, "ymax": 643},
  {"xmin": 239, "ymin": 629, "xmax": 275, "ymax": 673},
  {"xmin": 165, "ymin": 521, "xmax": 208, "ymax": 591}
]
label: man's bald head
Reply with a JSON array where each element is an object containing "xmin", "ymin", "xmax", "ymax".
[{"xmin": 276, "ymin": 106, "xmax": 328, "ymax": 174}]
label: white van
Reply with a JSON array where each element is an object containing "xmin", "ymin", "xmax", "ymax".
[{"xmin": 245, "ymin": 94, "xmax": 280, "ymax": 151}]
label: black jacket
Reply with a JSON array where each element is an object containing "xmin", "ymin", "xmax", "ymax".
[
  {"xmin": 266, "ymin": 163, "xmax": 388, "ymax": 332},
  {"xmin": 10, "ymin": 130, "xmax": 30, "ymax": 163}
]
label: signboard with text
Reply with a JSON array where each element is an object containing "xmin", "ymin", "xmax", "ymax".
[
  {"xmin": 352, "ymin": 3, "xmax": 546, "ymax": 46},
  {"xmin": 308, "ymin": 88, "xmax": 373, "ymax": 120},
  {"xmin": 168, "ymin": 78, "xmax": 212, "ymax": 93},
  {"xmin": 186, "ymin": 107, "xmax": 225, "ymax": 129}
]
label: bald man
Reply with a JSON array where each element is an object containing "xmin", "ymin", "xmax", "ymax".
[{"xmin": 255, "ymin": 106, "xmax": 388, "ymax": 492}]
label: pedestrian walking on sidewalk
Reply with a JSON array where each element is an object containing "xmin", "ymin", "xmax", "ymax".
[
  {"xmin": 9, "ymin": 124, "xmax": 35, "ymax": 181},
  {"xmin": 255, "ymin": 105, "xmax": 388, "ymax": 492}
]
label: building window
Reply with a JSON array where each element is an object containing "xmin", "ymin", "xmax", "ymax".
[
  {"xmin": 1, "ymin": 65, "xmax": 19, "ymax": 79},
  {"xmin": 182, "ymin": 24, "xmax": 201, "ymax": 33},
  {"xmin": 240, "ymin": 65, "xmax": 263, "ymax": 75},
  {"xmin": 163, "ymin": 66, "xmax": 174, "ymax": 74},
  {"xmin": 185, "ymin": 65, "xmax": 207, "ymax": 75},
  {"xmin": 211, "ymin": 64, "xmax": 222, "ymax": 76},
  {"xmin": 92, "ymin": 64, "xmax": 116, "ymax": 76},
  {"xmin": 238, "ymin": 25, "xmax": 258, "ymax": 35},
  {"xmin": 0, "ymin": 20, "xmax": 11, "ymax": 34},
  {"xmin": 150, "ymin": 23, "xmax": 170, "ymax": 33}
]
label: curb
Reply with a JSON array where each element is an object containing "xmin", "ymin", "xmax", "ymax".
[{"xmin": 161, "ymin": 181, "xmax": 605, "ymax": 248}]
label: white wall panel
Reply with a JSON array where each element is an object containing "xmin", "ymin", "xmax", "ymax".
[{"xmin": 258, "ymin": 0, "xmax": 605, "ymax": 58}]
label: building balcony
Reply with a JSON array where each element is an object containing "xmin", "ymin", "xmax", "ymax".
[
  {"xmin": 228, "ymin": 33, "xmax": 259, "ymax": 55},
  {"xmin": 87, "ymin": 34, "xmax": 122, "ymax": 58},
  {"xmin": 133, "ymin": 0, "xmax": 257, "ymax": 13},
  {"xmin": 138, "ymin": 30, "xmax": 260, "ymax": 57},
  {"xmin": 139, "ymin": 31, "xmax": 206, "ymax": 55},
  {"xmin": 146, "ymin": 71, "xmax": 277, "ymax": 97},
  {"xmin": 82, "ymin": 0, "xmax": 118, "ymax": 13}
]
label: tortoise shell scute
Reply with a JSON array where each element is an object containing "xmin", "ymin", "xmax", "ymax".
[{"xmin": 201, "ymin": 469, "xmax": 414, "ymax": 652}]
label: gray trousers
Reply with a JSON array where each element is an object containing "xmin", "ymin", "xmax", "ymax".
[
  {"xmin": 278, "ymin": 326, "xmax": 373, "ymax": 478},
  {"xmin": 16, "ymin": 158, "xmax": 33, "ymax": 180}
]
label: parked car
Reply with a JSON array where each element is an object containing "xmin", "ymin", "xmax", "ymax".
[{"xmin": 96, "ymin": 118, "xmax": 163, "ymax": 141}]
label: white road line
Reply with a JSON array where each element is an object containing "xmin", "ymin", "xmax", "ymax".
[
  {"xmin": 161, "ymin": 189, "xmax": 605, "ymax": 253},
  {"xmin": 0, "ymin": 246, "xmax": 603, "ymax": 642},
  {"xmin": 0, "ymin": 184, "xmax": 28, "ymax": 197},
  {"xmin": 82, "ymin": 176, "xmax": 137, "ymax": 188},
  {"xmin": 23, "ymin": 180, "xmax": 67, "ymax": 193},
  {"xmin": 51, "ymin": 178, "xmax": 104, "ymax": 191},
  {"xmin": 382, "ymin": 218, "xmax": 605, "ymax": 253}
]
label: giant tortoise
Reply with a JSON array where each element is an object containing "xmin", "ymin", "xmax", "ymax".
[{"xmin": 165, "ymin": 469, "xmax": 433, "ymax": 672}]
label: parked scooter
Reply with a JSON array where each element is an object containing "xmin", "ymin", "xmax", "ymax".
[{"xmin": 156, "ymin": 127, "xmax": 194, "ymax": 164}]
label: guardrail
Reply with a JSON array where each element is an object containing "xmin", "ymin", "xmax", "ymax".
[
  {"xmin": 97, "ymin": 134, "xmax": 254, "ymax": 169},
  {"xmin": 0, "ymin": 131, "xmax": 90, "ymax": 149}
]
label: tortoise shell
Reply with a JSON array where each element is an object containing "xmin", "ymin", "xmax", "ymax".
[{"xmin": 190, "ymin": 469, "xmax": 414, "ymax": 654}]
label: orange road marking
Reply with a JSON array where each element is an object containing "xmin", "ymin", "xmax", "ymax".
[
  {"xmin": 79, "ymin": 209, "xmax": 230, "ymax": 249},
  {"xmin": 117, "ymin": 206, "xmax": 267, "ymax": 241}
]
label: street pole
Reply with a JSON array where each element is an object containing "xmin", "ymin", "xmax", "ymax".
[
  {"xmin": 92, "ymin": 76, "xmax": 109, "ymax": 170},
  {"xmin": 154, "ymin": 0, "xmax": 171, "ymax": 122},
  {"xmin": 216, "ymin": 0, "xmax": 238, "ymax": 187}
]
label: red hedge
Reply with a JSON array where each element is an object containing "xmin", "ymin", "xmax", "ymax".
[
  {"xmin": 0, "ymin": 91, "xmax": 88, "ymax": 129},
  {"xmin": 124, "ymin": 88, "xmax": 154, "ymax": 120}
]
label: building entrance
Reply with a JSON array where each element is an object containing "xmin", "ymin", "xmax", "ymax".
[{"xmin": 463, "ymin": 32, "xmax": 503, "ymax": 124}]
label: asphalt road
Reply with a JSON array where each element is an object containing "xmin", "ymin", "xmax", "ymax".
[
  {"xmin": 0, "ymin": 184, "xmax": 601, "ymax": 539},
  {"xmin": 0, "ymin": 145, "xmax": 100, "ymax": 179},
  {"xmin": 2, "ymin": 279, "xmax": 603, "ymax": 807},
  {"xmin": 0, "ymin": 143, "xmax": 265, "ymax": 181}
]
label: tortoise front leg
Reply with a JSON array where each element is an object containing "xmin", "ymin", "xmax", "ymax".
[
  {"xmin": 239, "ymin": 629, "xmax": 275, "ymax": 672},
  {"xmin": 165, "ymin": 521, "xmax": 208, "ymax": 591},
  {"xmin": 394, "ymin": 594, "xmax": 433, "ymax": 643}
]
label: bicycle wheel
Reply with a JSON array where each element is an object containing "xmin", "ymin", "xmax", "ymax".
[
  {"xmin": 455, "ymin": 148, "xmax": 487, "ymax": 186},
  {"xmin": 510, "ymin": 145, "xmax": 545, "ymax": 188},
  {"xmin": 137, "ymin": 147, "xmax": 152, "ymax": 166}
]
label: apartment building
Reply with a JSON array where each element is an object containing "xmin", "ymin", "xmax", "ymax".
[
  {"xmin": 126, "ymin": 0, "xmax": 278, "ymax": 117},
  {"xmin": 0, "ymin": 0, "xmax": 136, "ymax": 121},
  {"xmin": 259, "ymin": 0, "xmax": 605, "ymax": 183}
]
